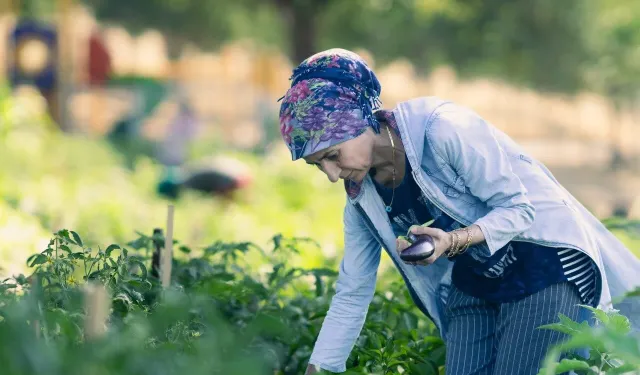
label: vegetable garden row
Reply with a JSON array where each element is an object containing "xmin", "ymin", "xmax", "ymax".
[{"xmin": 2, "ymin": 213, "xmax": 639, "ymax": 374}]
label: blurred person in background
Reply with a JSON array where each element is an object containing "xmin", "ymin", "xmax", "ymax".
[
  {"xmin": 156, "ymin": 94, "xmax": 253, "ymax": 200},
  {"xmin": 277, "ymin": 49, "xmax": 640, "ymax": 375}
]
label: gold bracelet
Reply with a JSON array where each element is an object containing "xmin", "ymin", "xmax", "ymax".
[
  {"xmin": 453, "ymin": 231, "xmax": 461, "ymax": 254},
  {"xmin": 458, "ymin": 227, "xmax": 474, "ymax": 255},
  {"xmin": 445, "ymin": 231, "xmax": 455, "ymax": 256},
  {"xmin": 447, "ymin": 230, "xmax": 461, "ymax": 258},
  {"xmin": 448, "ymin": 228, "xmax": 471, "ymax": 258}
]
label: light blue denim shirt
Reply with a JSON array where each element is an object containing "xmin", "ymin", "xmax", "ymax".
[{"xmin": 308, "ymin": 97, "xmax": 640, "ymax": 373}]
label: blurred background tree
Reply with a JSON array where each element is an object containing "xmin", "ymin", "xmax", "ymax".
[
  {"xmin": 79, "ymin": 0, "xmax": 640, "ymax": 171},
  {"xmin": 583, "ymin": 0, "xmax": 640, "ymax": 168},
  {"xmin": 80, "ymin": 0, "xmax": 639, "ymax": 99}
]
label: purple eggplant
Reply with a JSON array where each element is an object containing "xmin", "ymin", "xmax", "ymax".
[{"xmin": 400, "ymin": 234, "xmax": 436, "ymax": 262}]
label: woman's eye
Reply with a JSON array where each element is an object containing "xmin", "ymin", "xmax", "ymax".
[{"xmin": 327, "ymin": 153, "xmax": 339, "ymax": 161}]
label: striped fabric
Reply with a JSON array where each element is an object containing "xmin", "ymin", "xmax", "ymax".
[
  {"xmin": 558, "ymin": 249, "xmax": 597, "ymax": 305},
  {"xmin": 478, "ymin": 246, "xmax": 598, "ymax": 306},
  {"xmin": 444, "ymin": 282, "xmax": 586, "ymax": 375}
]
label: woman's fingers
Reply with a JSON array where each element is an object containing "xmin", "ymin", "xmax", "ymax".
[
  {"xmin": 396, "ymin": 237, "xmax": 411, "ymax": 253},
  {"xmin": 409, "ymin": 225, "xmax": 441, "ymax": 237}
]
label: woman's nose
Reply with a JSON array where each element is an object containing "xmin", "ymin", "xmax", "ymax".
[{"xmin": 321, "ymin": 162, "xmax": 341, "ymax": 183}]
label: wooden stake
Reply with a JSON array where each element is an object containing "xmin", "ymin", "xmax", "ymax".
[
  {"xmin": 84, "ymin": 283, "xmax": 109, "ymax": 340},
  {"xmin": 151, "ymin": 228, "xmax": 163, "ymax": 279},
  {"xmin": 161, "ymin": 205, "xmax": 174, "ymax": 288}
]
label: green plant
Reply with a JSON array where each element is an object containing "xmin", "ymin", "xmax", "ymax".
[
  {"xmin": 0, "ymin": 229, "xmax": 445, "ymax": 374},
  {"xmin": 537, "ymin": 300, "xmax": 640, "ymax": 374},
  {"xmin": 1, "ymin": 225, "xmax": 639, "ymax": 374}
]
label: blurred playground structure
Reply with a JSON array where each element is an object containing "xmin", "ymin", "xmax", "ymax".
[{"xmin": 1, "ymin": 3, "xmax": 640, "ymax": 217}]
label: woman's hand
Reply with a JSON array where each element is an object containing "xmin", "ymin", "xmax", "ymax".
[{"xmin": 396, "ymin": 226, "xmax": 452, "ymax": 266}]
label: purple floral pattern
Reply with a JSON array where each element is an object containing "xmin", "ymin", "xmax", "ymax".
[{"xmin": 278, "ymin": 48, "xmax": 382, "ymax": 161}]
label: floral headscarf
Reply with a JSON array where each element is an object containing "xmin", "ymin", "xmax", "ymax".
[{"xmin": 278, "ymin": 48, "xmax": 382, "ymax": 161}]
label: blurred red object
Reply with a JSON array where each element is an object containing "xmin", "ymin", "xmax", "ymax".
[{"xmin": 87, "ymin": 31, "xmax": 112, "ymax": 86}]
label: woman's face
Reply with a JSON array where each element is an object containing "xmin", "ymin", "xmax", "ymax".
[{"xmin": 303, "ymin": 129, "xmax": 376, "ymax": 184}]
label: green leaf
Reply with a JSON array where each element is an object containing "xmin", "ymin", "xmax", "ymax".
[
  {"xmin": 108, "ymin": 258, "xmax": 118, "ymax": 268},
  {"xmin": 408, "ymin": 362, "xmax": 437, "ymax": 375},
  {"xmin": 14, "ymin": 274, "xmax": 27, "ymax": 285},
  {"xmin": 539, "ymin": 314, "xmax": 589, "ymax": 335},
  {"xmin": 386, "ymin": 360, "xmax": 405, "ymax": 368},
  {"xmin": 126, "ymin": 278, "xmax": 152, "ymax": 291},
  {"xmin": 311, "ymin": 268, "xmax": 338, "ymax": 277},
  {"xmin": 537, "ymin": 348, "xmax": 563, "ymax": 375},
  {"xmin": 371, "ymin": 334, "xmax": 382, "ymax": 349},
  {"xmin": 60, "ymin": 245, "xmax": 72, "ymax": 253},
  {"xmin": 125, "ymin": 288, "xmax": 144, "ymax": 303},
  {"xmin": 129, "ymin": 259, "xmax": 148, "ymax": 279},
  {"xmin": 556, "ymin": 331, "xmax": 606, "ymax": 353},
  {"xmin": 113, "ymin": 292, "xmax": 133, "ymax": 313},
  {"xmin": 0, "ymin": 284, "xmax": 17, "ymax": 292},
  {"xmin": 580, "ymin": 305, "xmax": 610, "ymax": 324},
  {"xmin": 105, "ymin": 244, "xmax": 120, "ymax": 257},
  {"xmin": 552, "ymin": 358, "xmax": 593, "ymax": 373},
  {"xmin": 248, "ymin": 313, "xmax": 292, "ymax": 340},
  {"xmin": 26, "ymin": 254, "xmax": 39, "ymax": 265},
  {"xmin": 87, "ymin": 270, "xmax": 102, "ymax": 280},
  {"xmin": 70, "ymin": 231, "xmax": 83, "ymax": 247},
  {"xmin": 559, "ymin": 313, "xmax": 590, "ymax": 330},
  {"xmin": 314, "ymin": 274, "xmax": 324, "ymax": 297},
  {"xmin": 587, "ymin": 348, "xmax": 602, "ymax": 367},
  {"xmin": 538, "ymin": 323, "xmax": 575, "ymax": 335},
  {"xmin": 361, "ymin": 348, "xmax": 380, "ymax": 359},
  {"xmin": 272, "ymin": 234, "xmax": 282, "ymax": 250},
  {"xmin": 268, "ymin": 264, "xmax": 283, "ymax": 285},
  {"xmin": 607, "ymin": 313, "xmax": 631, "ymax": 335},
  {"xmin": 607, "ymin": 363, "xmax": 640, "ymax": 374},
  {"xmin": 426, "ymin": 345, "xmax": 446, "ymax": 366},
  {"xmin": 28, "ymin": 254, "xmax": 48, "ymax": 267}
]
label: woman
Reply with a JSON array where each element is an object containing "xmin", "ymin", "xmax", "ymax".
[{"xmin": 278, "ymin": 49, "xmax": 640, "ymax": 375}]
